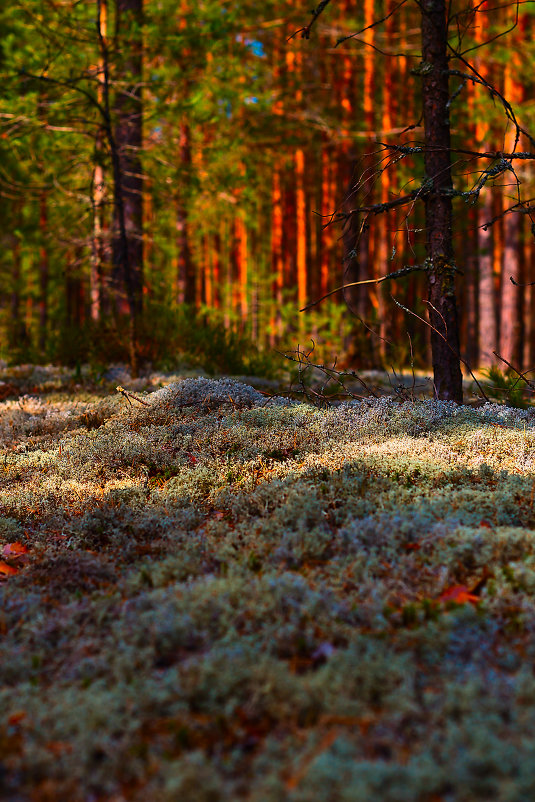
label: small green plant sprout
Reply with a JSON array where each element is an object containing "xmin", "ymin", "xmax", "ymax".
[{"xmin": 116, "ymin": 386, "xmax": 150, "ymax": 407}]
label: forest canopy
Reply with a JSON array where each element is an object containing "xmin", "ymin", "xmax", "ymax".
[{"xmin": 1, "ymin": 0, "xmax": 535, "ymax": 392}]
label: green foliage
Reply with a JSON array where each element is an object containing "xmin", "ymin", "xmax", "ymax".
[
  {"xmin": 139, "ymin": 304, "xmax": 281, "ymax": 378},
  {"xmin": 45, "ymin": 304, "xmax": 281, "ymax": 379},
  {"xmin": 480, "ymin": 366, "xmax": 532, "ymax": 409}
]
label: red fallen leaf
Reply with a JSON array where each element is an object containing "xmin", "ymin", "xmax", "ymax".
[
  {"xmin": 404, "ymin": 542, "xmax": 421, "ymax": 551},
  {"xmin": 45, "ymin": 741, "xmax": 73, "ymax": 756},
  {"xmin": 439, "ymin": 585, "xmax": 480, "ymax": 604},
  {"xmin": 8, "ymin": 711, "xmax": 26, "ymax": 727},
  {"xmin": 186, "ymin": 453, "xmax": 197, "ymax": 466},
  {"xmin": 3, "ymin": 542, "xmax": 28, "ymax": 558},
  {"xmin": 0, "ymin": 560, "xmax": 19, "ymax": 577},
  {"xmin": 479, "ymin": 520, "xmax": 492, "ymax": 528}
]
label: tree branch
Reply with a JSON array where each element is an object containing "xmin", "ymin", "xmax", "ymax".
[
  {"xmin": 300, "ymin": 264, "xmax": 428, "ymax": 312},
  {"xmin": 390, "ymin": 296, "xmax": 490, "ymax": 401},
  {"xmin": 288, "ymin": 1, "xmax": 333, "ymax": 41}
]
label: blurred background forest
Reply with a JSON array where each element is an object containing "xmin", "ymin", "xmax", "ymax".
[{"xmin": 1, "ymin": 0, "xmax": 535, "ymax": 376}]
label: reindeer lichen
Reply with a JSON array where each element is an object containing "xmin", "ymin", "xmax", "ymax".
[{"xmin": 2, "ymin": 375, "xmax": 535, "ymax": 800}]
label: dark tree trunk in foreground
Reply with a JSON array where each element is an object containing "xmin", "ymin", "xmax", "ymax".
[{"xmin": 421, "ymin": 0, "xmax": 463, "ymax": 403}]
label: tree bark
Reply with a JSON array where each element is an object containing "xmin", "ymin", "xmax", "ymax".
[
  {"xmin": 112, "ymin": 0, "xmax": 143, "ymax": 319},
  {"xmin": 500, "ymin": 210, "xmax": 522, "ymax": 364},
  {"xmin": 296, "ymin": 147, "xmax": 307, "ymax": 326},
  {"xmin": 270, "ymin": 169, "xmax": 284, "ymax": 343},
  {"xmin": 91, "ymin": 0, "xmax": 109, "ymax": 323},
  {"xmin": 9, "ymin": 218, "xmax": 26, "ymax": 353},
  {"xmin": 176, "ymin": 121, "xmax": 195, "ymax": 305},
  {"xmin": 499, "ymin": 58, "xmax": 523, "ymax": 367},
  {"xmin": 37, "ymin": 89, "xmax": 49, "ymax": 355},
  {"xmin": 477, "ymin": 191, "xmax": 497, "ymax": 366},
  {"xmin": 38, "ymin": 192, "xmax": 49, "ymax": 354},
  {"xmin": 421, "ymin": 0, "xmax": 463, "ymax": 403}
]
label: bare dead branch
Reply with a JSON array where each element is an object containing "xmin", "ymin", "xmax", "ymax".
[
  {"xmin": 279, "ymin": 341, "xmax": 380, "ymax": 405},
  {"xmin": 300, "ymin": 264, "xmax": 428, "ymax": 312},
  {"xmin": 326, "ymin": 190, "xmax": 423, "ymax": 226},
  {"xmin": 390, "ymin": 296, "xmax": 490, "ymax": 402},
  {"xmin": 335, "ymin": 0, "xmax": 411, "ymax": 47},
  {"xmin": 492, "ymin": 353, "xmax": 535, "ymax": 392},
  {"xmin": 288, "ymin": 0, "xmax": 333, "ymax": 41}
]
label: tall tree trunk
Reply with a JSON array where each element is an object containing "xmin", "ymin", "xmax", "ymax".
[
  {"xmin": 203, "ymin": 236, "xmax": 213, "ymax": 308},
  {"xmin": 176, "ymin": 122, "xmax": 195, "ymax": 305},
  {"xmin": 523, "ymin": 209, "xmax": 534, "ymax": 368},
  {"xmin": 112, "ymin": 0, "xmax": 143, "ymax": 320},
  {"xmin": 500, "ymin": 210, "xmax": 522, "ymax": 364},
  {"xmin": 360, "ymin": 0, "xmax": 376, "ymax": 357},
  {"xmin": 474, "ymin": 0, "xmax": 497, "ymax": 368},
  {"xmin": 270, "ymin": 169, "xmax": 284, "ymax": 343},
  {"xmin": 321, "ymin": 142, "xmax": 335, "ymax": 304},
  {"xmin": 464, "ymin": 214, "xmax": 479, "ymax": 367},
  {"xmin": 339, "ymin": 10, "xmax": 360, "ymax": 322},
  {"xmin": 91, "ymin": 0, "xmax": 108, "ymax": 323},
  {"xmin": 478, "ymin": 194, "xmax": 496, "ymax": 366},
  {"xmin": 296, "ymin": 147, "xmax": 307, "ymax": 324},
  {"xmin": 421, "ymin": 0, "xmax": 463, "ymax": 402},
  {"xmin": 341, "ymin": 170, "xmax": 361, "ymax": 316},
  {"xmin": 376, "ymin": 0, "xmax": 394, "ymax": 360},
  {"xmin": 91, "ymin": 151, "xmax": 107, "ymax": 321},
  {"xmin": 37, "ymin": 90, "xmax": 49, "ymax": 355},
  {"xmin": 38, "ymin": 192, "xmax": 49, "ymax": 354},
  {"xmin": 236, "ymin": 215, "xmax": 248, "ymax": 323},
  {"xmin": 9, "ymin": 219, "xmax": 26, "ymax": 353},
  {"xmin": 499, "ymin": 60, "xmax": 523, "ymax": 367}
]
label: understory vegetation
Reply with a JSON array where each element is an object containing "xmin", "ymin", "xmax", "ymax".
[{"xmin": 3, "ymin": 365, "xmax": 535, "ymax": 800}]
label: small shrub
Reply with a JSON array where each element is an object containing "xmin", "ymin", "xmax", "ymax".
[{"xmin": 480, "ymin": 366, "xmax": 532, "ymax": 409}]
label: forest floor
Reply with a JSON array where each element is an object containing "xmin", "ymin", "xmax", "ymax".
[{"xmin": 2, "ymin": 363, "xmax": 535, "ymax": 801}]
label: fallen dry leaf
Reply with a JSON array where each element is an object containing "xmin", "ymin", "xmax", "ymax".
[
  {"xmin": 45, "ymin": 741, "xmax": 73, "ymax": 756},
  {"xmin": 7, "ymin": 711, "xmax": 26, "ymax": 727},
  {"xmin": 439, "ymin": 585, "xmax": 479, "ymax": 604},
  {"xmin": 3, "ymin": 542, "xmax": 28, "ymax": 558},
  {"xmin": 0, "ymin": 560, "xmax": 19, "ymax": 577}
]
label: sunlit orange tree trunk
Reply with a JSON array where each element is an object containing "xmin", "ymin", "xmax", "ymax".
[
  {"xmin": 499, "ymin": 57, "xmax": 523, "ymax": 365},
  {"xmin": 474, "ymin": 0, "xmax": 496, "ymax": 367}
]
